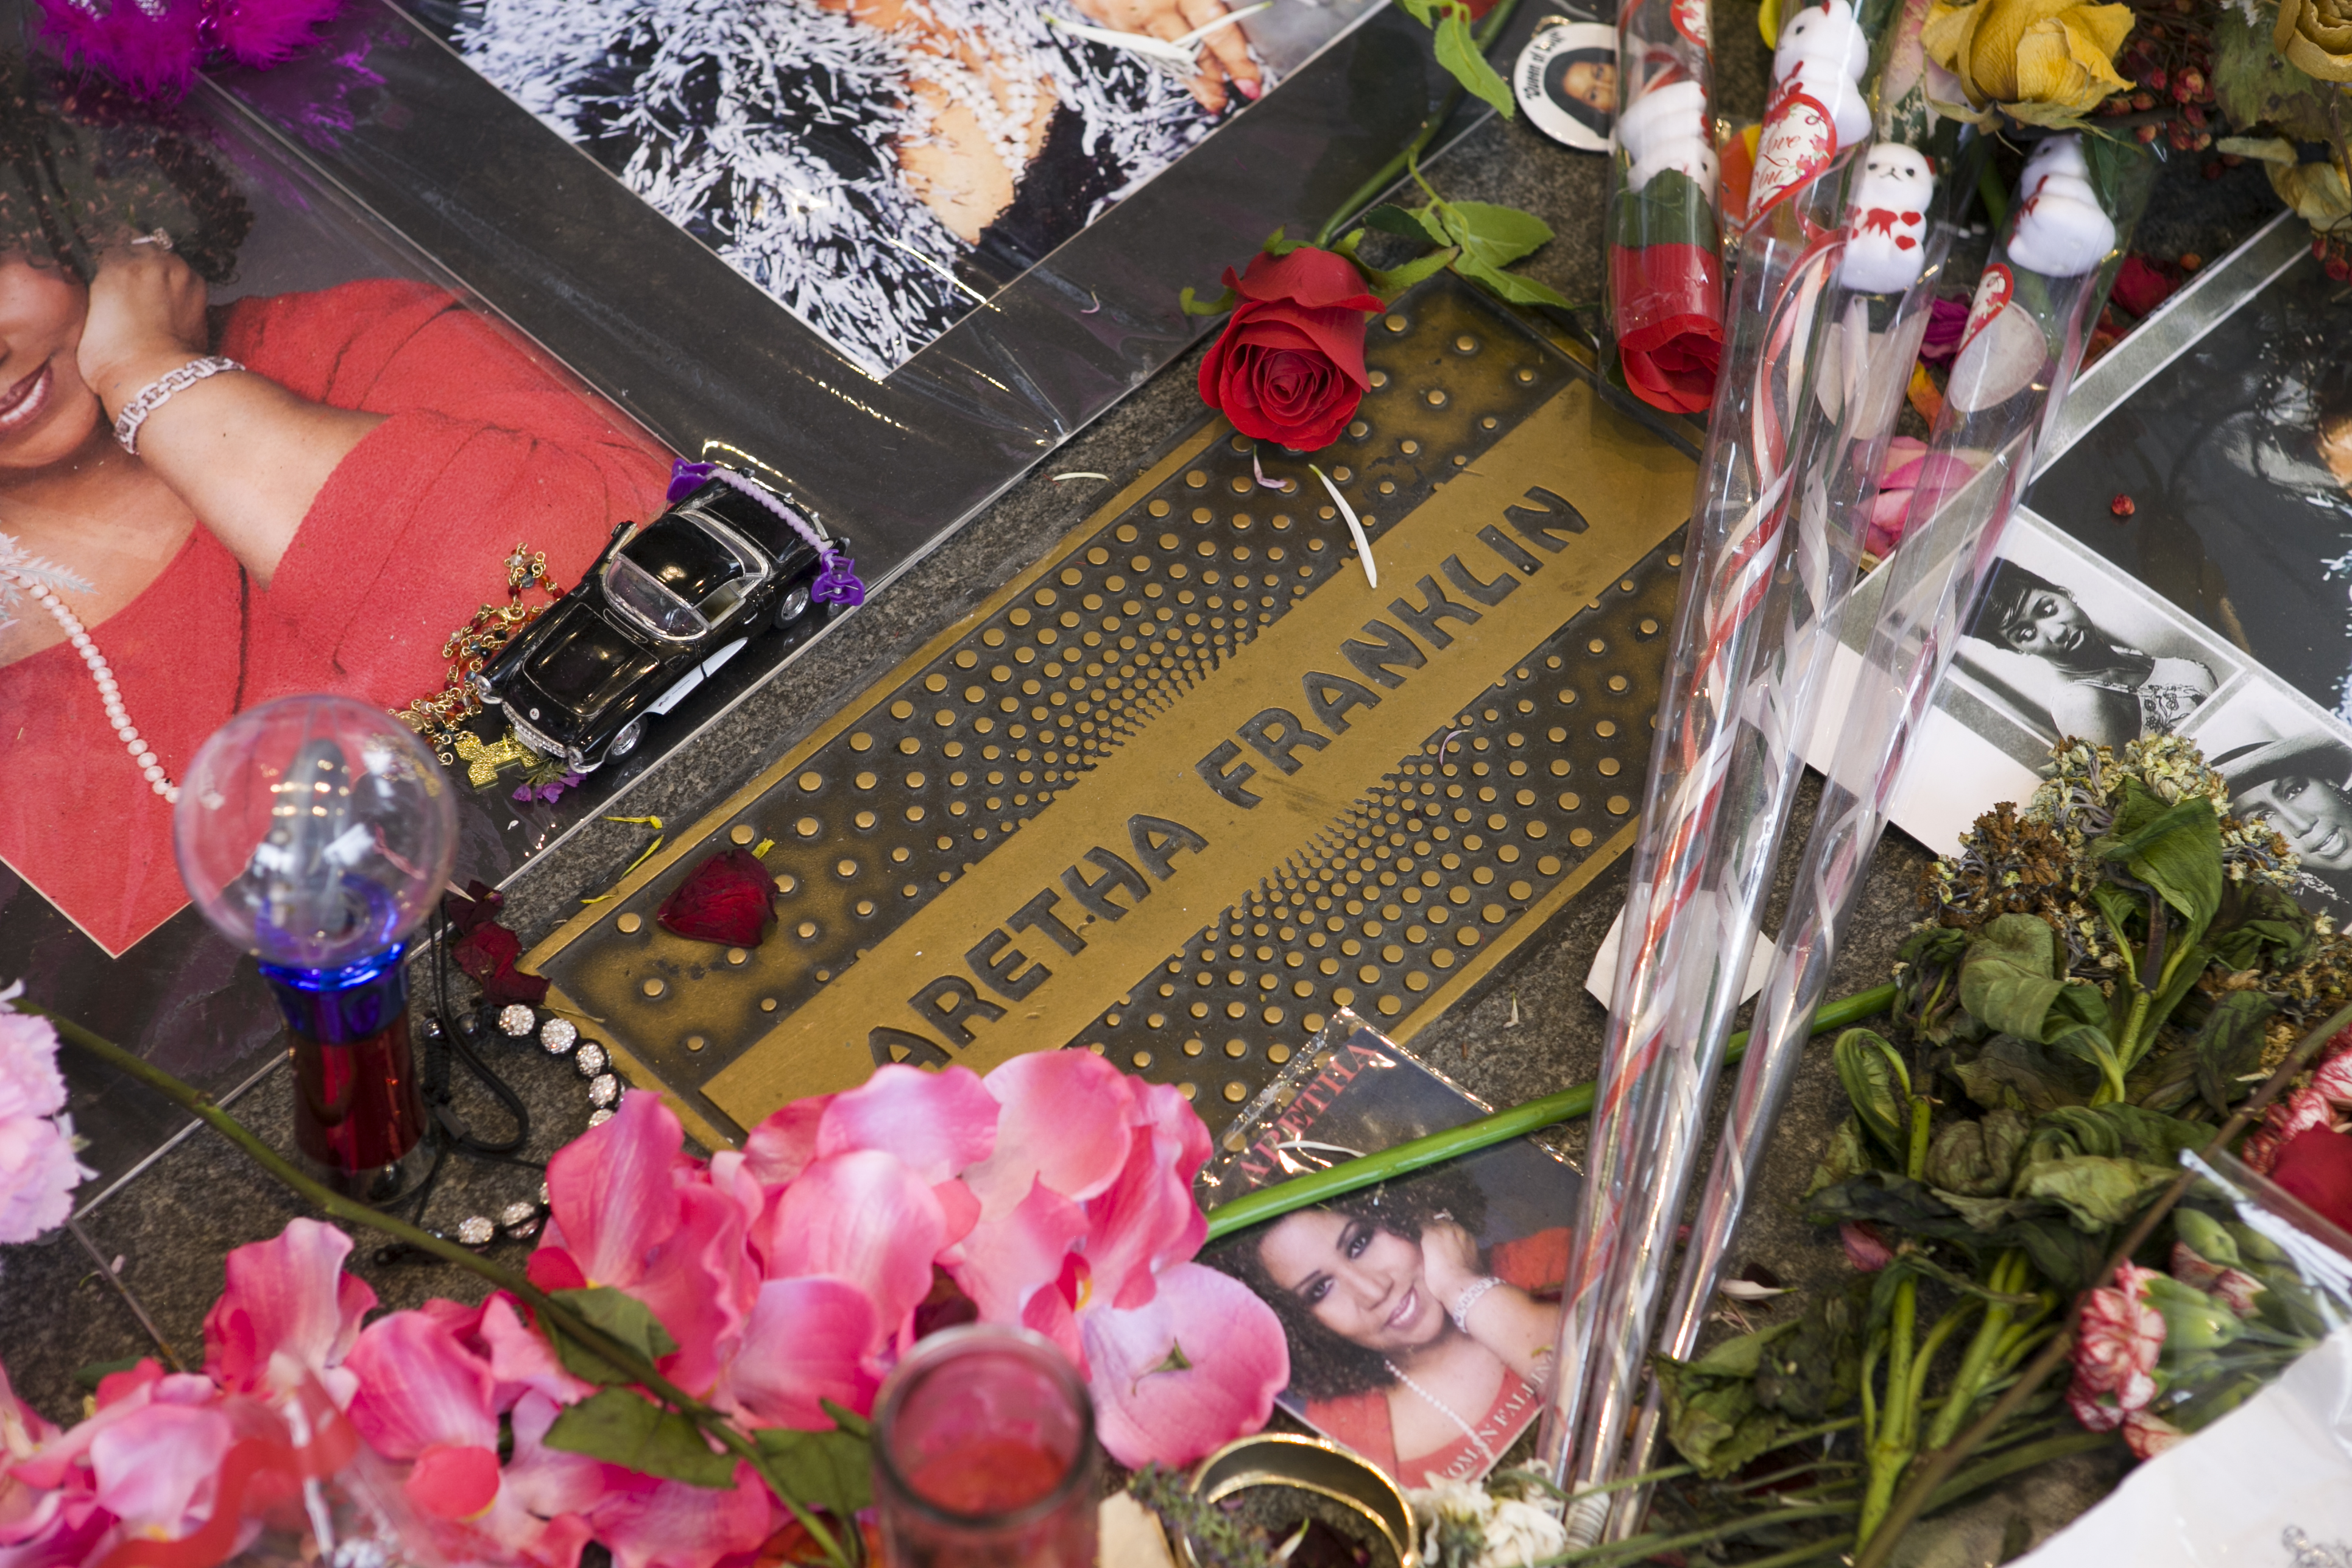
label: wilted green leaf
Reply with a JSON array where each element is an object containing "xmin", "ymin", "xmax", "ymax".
[
  {"xmin": 1991, "ymin": 1214, "xmax": 2108, "ymax": 1293},
  {"xmin": 1935, "ymin": 1190, "xmax": 2036, "ymax": 1232},
  {"xmin": 1807, "ymin": 1116, "xmax": 1877, "ymax": 1197},
  {"xmin": 2182, "ymin": 990, "xmax": 2274, "ymax": 1115},
  {"xmin": 547, "ymin": 1288, "xmax": 680, "ymax": 1385},
  {"xmin": 754, "ymin": 1424, "xmax": 872, "ymax": 1517},
  {"xmin": 2091, "ymin": 786, "xmax": 2223, "ymax": 944},
  {"xmin": 1804, "ymin": 1173, "xmax": 1981, "ymax": 1249},
  {"xmin": 1432, "ymin": 10, "xmax": 1515, "ymax": 117},
  {"xmin": 2029, "ymin": 1105, "xmax": 2124, "ymax": 1162},
  {"xmin": 1835, "ymin": 1029, "xmax": 1913, "ymax": 1161},
  {"xmin": 1949, "ymin": 1034, "xmax": 2100, "ymax": 1114},
  {"xmin": 2012, "ymin": 1154, "xmax": 2177, "ymax": 1231},
  {"xmin": 2208, "ymin": 880, "xmax": 2313, "ymax": 972},
  {"xmin": 1924, "ymin": 1105, "xmax": 2030, "ymax": 1196},
  {"xmin": 1651, "ymin": 1321, "xmax": 1796, "ymax": 1479},
  {"xmin": 543, "ymin": 1389, "xmax": 735, "ymax": 1488},
  {"xmin": 2212, "ymin": 8, "xmax": 2337, "ymax": 143},
  {"xmin": 1960, "ymin": 917, "xmax": 2114, "ymax": 1080},
  {"xmin": 1755, "ymin": 1288, "xmax": 1862, "ymax": 1422}
]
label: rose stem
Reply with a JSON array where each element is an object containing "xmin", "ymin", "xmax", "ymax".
[
  {"xmin": 1850, "ymin": 995, "xmax": 2352, "ymax": 1568},
  {"xmin": 1310, "ymin": 0, "xmax": 1528, "ymax": 250},
  {"xmin": 1201, "ymin": 983, "xmax": 1896, "ymax": 1241},
  {"xmin": 23, "ymin": 1001, "xmax": 855, "ymax": 1568}
]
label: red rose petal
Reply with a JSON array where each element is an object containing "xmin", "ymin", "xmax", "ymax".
[
  {"xmin": 2270, "ymin": 1126, "xmax": 2352, "ymax": 1237},
  {"xmin": 657, "ymin": 847, "xmax": 777, "ymax": 947},
  {"xmin": 1198, "ymin": 247, "xmax": 1380, "ymax": 453},
  {"xmin": 1233, "ymin": 247, "xmax": 1385, "ymax": 313}
]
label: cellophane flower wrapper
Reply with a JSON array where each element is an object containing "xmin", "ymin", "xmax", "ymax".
[
  {"xmin": 1611, "ymin": 0, "xmax": 1994, "ymax": 1517},
  {"xmin": 1541, "ymin": 0, "xmax": 1985, "ymax": 1531},
  {"xmin": 1607, "ymin": 0, "xmax": 1723, "ymax": 414},
  {"xmin": 2007, "ymin": 1146, "xmax": 2352, "ymax": 1559}
]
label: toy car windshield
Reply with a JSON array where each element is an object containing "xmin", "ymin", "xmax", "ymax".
[{"xmin": 602, "ymin": 513, "xmax": 770, "ymax": 641}]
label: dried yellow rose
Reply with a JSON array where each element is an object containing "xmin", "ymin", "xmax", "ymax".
[
  {"xmin": 2275, "ymin": 0, "xmax": 2352, "ymax": 81},
  {"xmin": 1923, "ymin": 0, "xmax": 2136, "ymax": 124}
]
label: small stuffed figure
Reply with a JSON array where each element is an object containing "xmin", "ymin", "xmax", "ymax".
[
  {"xmin": 2006, "ymin": 134, "xmax": 2113, "ymax": 276},
  {"xmin": 1615, "ymin": 78, "xmax": 1712, "ymax": 190},
  {"xmin": 1838, "ymin": 142, "xmax": 1934, "ymax": 292},
  {"xmin": 1771, "ymin": 0, "xmax": 1871, "ymax": 84}
]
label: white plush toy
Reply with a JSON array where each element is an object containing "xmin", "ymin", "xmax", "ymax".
[
  {"xmin": 1838, "ymin": 142, "xmax": 1934, "ymax": 292},
  {"xmin": 2005, "ymin": 134, "xmax": 2114, "ymax": 276},
  {"xmin": 1772, "ymin": 0, "xmax": 1871, "ymax": 83},
  {"xmin": 1614, "ymin": 79, "xmax": 1712, "ymax": 191}
]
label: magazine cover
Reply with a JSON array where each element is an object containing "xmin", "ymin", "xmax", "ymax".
[{"xmin": 1196, "ymin": 1013, "xmax": 1583, "ymax": 1488}]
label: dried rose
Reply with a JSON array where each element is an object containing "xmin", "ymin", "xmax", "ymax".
[
  {"xmin": 658, "ymin": 849, "xmax": 776, "ymax": 947},
  {"xmin": 442, "ymin": 880, "xmax": 549, "ymax": 1006},
  {"xmin": 2275, "ymin": 0, "xmax": 2352, "ymax": 82},
  {"xmin": 1922, "ymin": 0, "xmax": 2135, "ymax": 124}
]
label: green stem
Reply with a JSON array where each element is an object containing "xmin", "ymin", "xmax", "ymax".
[
  {"xmin": 1851, "ymin": 995, "xmax": 2352, "ymax": 1568},
  {"xmin": 1904, "ymin": 1095, "xmax": 1932, "ymax": 1183},
  {"xmin": 1310, "ymin": 0, "xmax": 1526, "ymax": 248},
  {"xmin": 1534, "ymin": 1500, "xmax": 1855, "ymax": 1568},
  {"xmin": 1856, "ymin": 1273, "xmax": 1917, "ymax": 1546},
  {"xmin": 25, "ymin": 1003, "xmax": 854, "ymax": 1568},
  {"xmin": 1976, "ymin": 160, "xmax": 2010, "ymax": 233},
  {"xmin": 1202, "ymin": 983, "xmax": 1898, "ymax": 1241},
  {"xmin": 1923, "ymin": 1249, "xmax": 2020, "ymax": 1452}
]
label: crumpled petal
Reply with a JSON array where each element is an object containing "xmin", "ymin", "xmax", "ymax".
[
  {"xmin": 541, "ymin": 1091, "xmax": 687, "ymax": 1288},
  {"xmin": 88, "ymin": 1401, "xmax": 233, "ymax": 1537},
  {"xmin": 625, "ymin": 1180, "xmax": 752, "ymax": 1397},
  {"xmin": 816, "ymin": 1065, "xmax": 997, "ymax": 1185},
  {"xmin": 966, "ymin": 1053, "xmax": 1136, "ymax": 1219},
  {"xmin": 1079, "ymin": 1263, "xmax": 1288, "ymax": 1469},
  {"xmin": 587, "ymin": 1466, "xmax": 775, "ymax": 1568},
  {"xmin": 742, "ymin": 1097, "xmax": 832, "ymax": 1188},
  {"xmin": 345, "ymin": 1311, "xmax": 500, "ymax": 1458},
  {"xmin": 721, "ymin": 1277, "xmax": 880, "ymax": 1430},
  {"xmin": 1084, "ymin": 1082, "xmax": 1212, "ymax": 1312},
  {"xmin": 202, "ymin": 1218, "xmax": 377, "ymax": 1407},
  {"xmin": 761, "ymin": 1151, "xmax": 946, "ymax": 1342},
  {"xmin": 948, "ymin": 1178, "xmax": 1089, "ymax": 1327}
]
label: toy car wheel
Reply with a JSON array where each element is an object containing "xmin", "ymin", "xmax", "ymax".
[
  {"xmin": 775, "ymin": 582, "xmax": 812, "ymax": 627},
  {"xmin": 609, "ymin": 718, "xmax": 645, "ymax": 762}
]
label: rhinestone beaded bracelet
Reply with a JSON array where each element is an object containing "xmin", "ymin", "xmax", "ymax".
[{"xmin": 111, "ymin": 356, "xmax": 244, "ymax": 456}]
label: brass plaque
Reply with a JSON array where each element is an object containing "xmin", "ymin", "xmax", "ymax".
[{"xmin": 523, "ymin": 278, "xmax": 1695, "ymax": 1148}]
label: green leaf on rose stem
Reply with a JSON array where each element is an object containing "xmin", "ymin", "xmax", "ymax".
[
  {"xmin": 543, "ymin": 1388, "xmax": 737, "ymax": 1488},
  {"xmin": 2212, "ymin": 8, "xmax": 2339, "ymax": 144},
  {"xmin": 2010, "ymin": 1154, "xmax": 2178, "ymax": 1232},
  {"xmin": 1394, "ymin": 0, "xmax": 1439, "ymax": 25},
  {"xmin": 1924, "ymin": 1104, "xmax": 2031, "ymax": 1197},
  {"xmin": 754, "ymin": 1424, "xmax": 873, "ymax": 1518},
  {"xmin": 818, "ymin": 1399, "xmax": 872, "ymax": 1439},
  {"xmin": 1436, "ymin": 201, "xmax": 1555, "ymax": 270},
  {"xmin": 1364, "ymin": 203, "xmax": 1448, "ymax": 245},
  {"xmin": 1362, "ymin": 249, "xmax": 1459, "ymax": 298},
  {"xmin": 1179, "ymin": 285, "xmax": 1238, "ymax": 317},
  {"xmin": 1432, "ymin": 10, "xmax": 1516, "ymax": 118},
  {"xmin": 1834, "ymin": 1028, "xmax": 1914, "ymax": 1162},
  {"xmin": 1451, "ymin": 253, "xmax": 1575, "ymax": 308},
  {"xmin": 546, "ymin": 1287, "xmax": 680, "ymax": 1385}
]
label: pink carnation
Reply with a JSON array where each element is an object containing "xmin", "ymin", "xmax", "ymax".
[
  {"xmin": 0, "ymin": 986, "xmax": 90, "ymax": 1244},
  {"xmin": 2066, "ymin": 1262, "xmax": 2164, "ymax": 1431},
  {"xmin": 2121, "ymin": 1409, "xmax": 2184, "ymax": 1460},
  {"xmin": 2242, "ymin": 1085, "xmax": 2336, "ymax": 1174}
]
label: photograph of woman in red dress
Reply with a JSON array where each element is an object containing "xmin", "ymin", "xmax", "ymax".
[{"xmin": 0, "ymin": 55, "xmax": 673, "ymax": 955}]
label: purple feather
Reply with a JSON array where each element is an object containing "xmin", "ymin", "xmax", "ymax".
[
  {"xmin": 210, "ymin": 0, "xmax": 345, "ymax": 68},
  {"xmin": 37, "ymin": 0, "xmax": 205, "ymax": 99}
]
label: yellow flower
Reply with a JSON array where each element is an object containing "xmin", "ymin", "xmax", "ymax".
[
  {"xmin": 2275, "ymin": 0, "xmax": 2352, "ymax": 81},
  {"xmin": 1923, "ymin": 0, "xmax": 2136, "ymax": 122}
]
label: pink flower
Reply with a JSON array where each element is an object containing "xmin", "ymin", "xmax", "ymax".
[
  {"xmin": 0, "ymin": 984, "xmax": 93, "ymax": 1244},
  {"xmin": 1079, "ymin": 1263, "xmax": 1288, "ymax": 1468},
  {"xmin": 1839, "ymin": 1221, "xmax": 1895, "ymax": 1272},
  {"xmin": 2066, "ymin": 1262, "xmax": 2165, "ymax": 1432},
  {"xmin": 1917, "ymin": 294, "xmax": 1969, "ymax": 364},
  {"xmin": 2121, "ymin": 1408, "xmax": 2184, "ymax": 1460},
  {"xmin": 203, "ymin": 1219, "xmax": 378, "ymax": 1407},
  {"xmin": 2168, "ymin": 1241, "xmax": 2265, "ymax": 1316},
  {"xmin": 2241, "ymin": 1085, "xmax": 2336, "ymax": 1174}
]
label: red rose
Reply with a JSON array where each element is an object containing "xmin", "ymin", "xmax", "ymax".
[
  {"xmin": 657, "ymin": 848, "xmax": 776, "ymax": 947},
  {"xmin": 2270, "ymin": 1126, "xmax": 2352, "ymax": 1237},
  {"xmin": 1198, "ymin": 247, "xmax": 1383, "ymax": 452}
]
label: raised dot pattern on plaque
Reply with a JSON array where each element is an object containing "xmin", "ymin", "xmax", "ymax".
[
  {"xmin": 1061, "ymin": 524, "xmax": 1684, "ymax": 1109},
  {"xmin": 539, "ymin": 288, "xmax": 1620, "ymax": 1090}
]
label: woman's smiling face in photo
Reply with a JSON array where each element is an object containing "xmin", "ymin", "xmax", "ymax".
[
  {"xmin": 1997, "ymin": 585, "xmax": 2095, "ymax": 660},
  {"xmin": 0, "ymin": 255, "xmax": 101, "ymax": 471},
  {"xmin": 1257, "ymin": 1209, "xmax": 1447, "ymax": 1354}
]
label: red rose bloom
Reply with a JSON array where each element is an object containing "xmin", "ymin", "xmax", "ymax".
[
  {"xmin": 1198, "ymin": 247, "xmax": 1383, "ymax": 452},
  {"xmin": 2270, "ymin": 1125, "xmax": 2352, "ymax": 1237},
  {"xmin": 658, "ymin": 848, "xmax": 776, "ymax": 947}
]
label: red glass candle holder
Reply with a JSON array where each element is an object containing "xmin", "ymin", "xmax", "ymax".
[
  {"xmin": 872, "ymin": 1326, "xmax": 1098, "ymax": 1568},
  {"xmin": 260, "ymin": 943, "xmax": 433, "ymax": 1201}
]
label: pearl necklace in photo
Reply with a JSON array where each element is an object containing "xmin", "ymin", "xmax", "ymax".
[
  {"xmin": 0, "ymin": 559, "xmax": 178, "ymax": 803},
  {"xmin": 892, "ymin": 0, "xmax": 1050, "ymax": 181}
]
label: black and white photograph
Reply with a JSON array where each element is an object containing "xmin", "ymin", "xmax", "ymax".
[
  {"xmin": 2184, "ymin": 679, "xmax": 2352, "ymax": 917},
  {"xmin": 1952, "ymin": 515, "xmax": 2241, "ymax": 751},
  {"xmin": 2027, "ymin": 242, "xmax": 2352, "ymax": 726}
]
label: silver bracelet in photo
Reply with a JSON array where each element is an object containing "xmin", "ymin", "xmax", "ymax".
[
  {"xmin": 1450, "ymin": 1274, "xmax": 1505, "ymax": 1333},
  {"xmin": 111, "ymin": 356, "xmax": 244, "ymax": 456}
]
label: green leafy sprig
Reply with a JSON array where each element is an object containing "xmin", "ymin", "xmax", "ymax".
[{"xmin": 1395, "ymin": 0, "xmax": 1514, "ymax": 119}]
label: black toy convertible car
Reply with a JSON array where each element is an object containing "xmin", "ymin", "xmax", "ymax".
[{"xmin": 475, "ymin": 467, "xmax": 853, "ymax": 772}]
